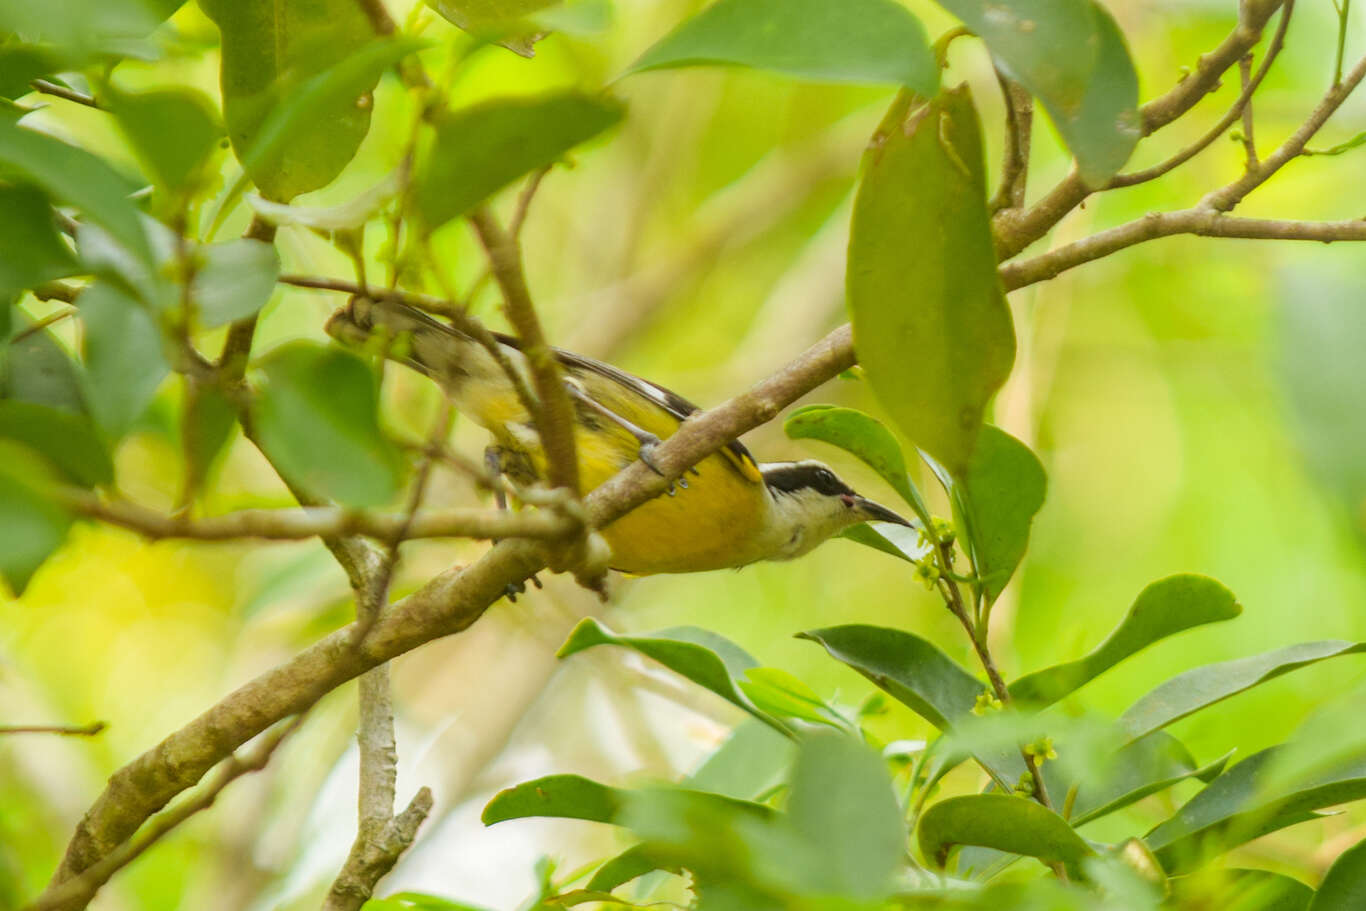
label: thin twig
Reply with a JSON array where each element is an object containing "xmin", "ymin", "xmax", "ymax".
[
  {"xmin": 468, "ymin": 207, "xmax": 581, "ymax": 497},
  {"xmin": 509, "ymin": 166, "xmax": 552, "ymax": 241},
  {"xmin": 989, "ymin": 73, "xmax": 1033, "ymax": 214},
  {"xmin": 1108, "ymin": 0, "xmax": 1292, "ymax": 188},
  {"xmin": 1238, "ymin": 54, "xmax": 1260, "ymax": 168},
  {"xmin": 26, "ymin": 716, "xmax": 305, "ymax": 911},
  {"xmin": 0, "ymin": 722, "xmax": 106, "ymax": 737},
  {"xmin": 29, "ymin": 79, "xmax": 99, "ymax": 109},
  {"xmin": 12, "ymin": 308, "xmax": 77, "ymax": 343},
  {"xmin": 62, "ymin": 490, "xmax": 578, "ymax": 543},
  {"xmin": 1334, "ymin": 0, "xmax": 1352, "ymax": 86}
]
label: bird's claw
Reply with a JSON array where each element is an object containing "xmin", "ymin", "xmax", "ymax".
[
  {"xmin": 638, "ymin": 435, "xmax": 665, "ymax": 476},
  {"xmin": 504, "ymin": 580, "xmax": 526, "ymax": 602}
]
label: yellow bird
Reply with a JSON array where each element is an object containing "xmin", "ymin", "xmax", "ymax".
[{"xmin": 326, "ymin": 297, "xmax": 909, "ymax": 575}]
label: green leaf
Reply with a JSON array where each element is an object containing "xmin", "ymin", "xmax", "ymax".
[
  {"xmin": 847, "ymin": 87, "xmax": 1014, "ymax": 479},
  {"xmin": 0, "ymin": 0, "xmax": 169, "ymax": 56},
  {"xmin": 482, "ymin": 774, "xmax": 622, "ymax": 825},
  {"xmin": 1146, "ymin": 746, "xmax": 1366, "ymax": 871},
  {"xmin": 182, "ymin": 380, "xmax": 238, "ymax": 499},
  {"xmin": 251, "ymin": 341, "xmax": 404, "ymax": 507},
  {"xmin": 415, "ymin": 92, "xmax": 622, "ymax": 231},
  {"xmin": 0, "ymin": 119, "xmax": 151, "ymax": 267},
  {"xmin": 786, "ymin": 732, "xmax": 903, "ymax": 897},
  {"xmin": 836, "ymin": 522, "xmax": 931, "ymax": 564},
  {"xmin": 1219, "ymin": 871, "xmax": 1316, "ymax": 911},
  {"xmin": 931, "ymin": 0, "xmax": 1138, "ymax": 186},
  {"xmin": 364, "ymin": 892, "xmax": 495, "ymax": 911},
  {"xmin": 107, "ymin": 84, "xmax": 222, "ymax": 193},
  {"xmin": 946, "ymin": 425, "xmax": 1046, "ymax": 604},
  {"xmin": 799, "ymin": 624, "xmax": 981, "ymax": 730},
  {"xmin": 586, "ymin": 845, "xmax": 680, "ymax": 893},
  {"xmin": 2, "ymin": 319, "xmax": 88, "ymax": 414},
  {"xmin": 78, "ymin": 282, "xmax": 168, "ymax": 439},
  {"xmin": 784, "ymin": 404, "xmax": 930, "ymax": 522},
  {"xmin": 0, "ymin": 401, "xmax": 113, "ymax": 487},
  {"xmin": 626, "ymin": 0, "xmax": 937, "ymax": 94},
  {"xmin": 200, "ymin": 0, "xmax": 408, "ymax": 201},
  {"xmin": 0, "ymin": 443, "xmax": 72, "ymax": 594},
  {"xmin": 0, "ymin": 184, "xmax": 78, "ymax": 297},
  {"xmin": 192, "ymin": 239, "xmax": 279, "ymax": 328},
  {"xmin": 1065, "ymin": 732, "xmax": 1231, "ymax": 827},
  {"xmin": 918, "ymin": 794, "xmax": 1094, "ymax": 872},
  {"xmin": 1011, "ymin": 574, "xmax": 1241, "ymax": 708},
  {"xmin": 76, "ymin": 216, "xmax": 178, "ymax": 312},
  {"xmin": 558, "ymin": 619, "xmax": 788, "ymax": 734},
  {"xmin": 739, "ymin": 668, "xmax": 846, "ymax": 730},
  {"xmin": 1310, "ymin": 836, "xmax": 1366, "ymax": 910},
  {"xmin": 1120, "ymin": 641, "xmax": 1366, "ymax": 743},
  {"xmin": 686, "ymin": 719, "xmax": 795, "ymax": 801}
]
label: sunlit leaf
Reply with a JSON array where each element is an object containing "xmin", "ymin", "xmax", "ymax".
[
  {"xmin": 918, "ymin": 794, "xmax": 1094, "ymax": 873},
  {"xmin": 251, "ymin": 341, "xmax": 404, "ymax": 507},
  {"xmin": 201, "ymin": 0, "xmax": 413, "ymax": 201},
  {"xmin": 0, "ymin": 401, "xmax": 112, "ymax": 486},
  {"xmin": 364, "ymin": 891, "xmax": 495, "ymax": 911},
  {"xmin": 739, "ymin": 667, "xmax": 846, "ymax": 730},
  {"xmin": 192, "ymin": 238, "xmax": 279, "ymax": 328},
  {"xmin": 1309, "ymin": 836, "xmax": 1366, "ymax": 910},
  {"xmin": 1147, "ymin": 746, "xmax": 1366, "ymax": 872},
  {"xmin": 784, "ymin": 404, "xmax": 931, "ymax": 521},
  {"xmin": 107, "ymin": 84, "xmax": 222, "ymax": 193},
  {"xmin": 1011, "ymin": 574, "xmax": 1241, "ymax": 708},
  {"xmin": 0, "ymin": 443, "xmax": 71, "ymax": 594},
  {"xmin": 78, "ymin": 282, "xmax": 167, "ymax": 439},
  {"xmin": 586, "ymin": 845, "xmax": 680, "ymax": 893},
  {"xmin": 0, "ymin": 184, "xmax": 78, "ymax": 297},
  {"xmin": 627, "ymin": 0, "xmax": 937, "ymax": 93},
  {"xmin": 482, "ymin": 774, "xmax": 622, "ymax": 825},
  {"xmin": 558, "ymin": 618, "xmax": 788, "ymax": 734},
  {"xmin": 1121, "ymin": 640, "xmax": 1366, "ymax": 743},
  {"xmin": 847, "ymin": 87, "xmax": 1014, "ymax": 479},
  {"xmin": 415, "ymin": 92, "xmax": 622, "ymax": 231},
  {"xmin": 836, "ymin": 522, "xmax": 931, "ymax": 564},
  {"xmin": 931, "ymin": 0, "xmax": 1139, "ymax": 185}
]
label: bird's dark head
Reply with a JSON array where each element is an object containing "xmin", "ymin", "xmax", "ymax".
[{"xmin": 760, "ymin": 459, "xmax": 911, "ymax": 559}]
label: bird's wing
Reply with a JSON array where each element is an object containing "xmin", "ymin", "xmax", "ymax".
[{"xmin": 492, "ymin": 331, "xmax": 764, "ymax": 484}]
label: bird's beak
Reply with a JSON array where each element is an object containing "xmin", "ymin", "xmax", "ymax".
[{"xmin": 852, "ymin": 496, "xmax": 913, "ymax": 527}]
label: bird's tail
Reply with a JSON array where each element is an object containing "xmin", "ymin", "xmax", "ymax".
[{"xmin": 324, "ymin": 296, "xmax": 498, "ymax": 394}]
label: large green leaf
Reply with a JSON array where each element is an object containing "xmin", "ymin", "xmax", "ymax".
[
  {"xmin": 786, "ymin": 732, "xmax": 903, "ymax": 897},
  {"xmin": 107, "ymin": 84, "xmax": 222, "ymax": 194},
  {"xmin": 0, "ymin": 119, "xmax": 151, "ymax": 267},
  {"xmin": 935, "ymin": 425, "xmax": 1046, "ymax": 604},
  {"xmin": 0, "ymin": 184, "xmax": 78, "ymax": 297},
  {"xmin": 626, "ymin": 0, "xmax": 937, "ymax": 94},
  {"xmin": 784, "ymin": 404, "xmax": 930, "ymax": 523},
  {"xmin": 799, "ymin": 624, "xmax": 981, "ymax": 731},
  {"xmin": 192, "ymin": 239, "xmax": 279, "ymax": 328},
  {"xmin": 686, "ymin": 719, "xmax": 795, "ymax": 801},
  {"xmin": 931, "ymin": 0, "xmax": 1138, "ymax": 186},
  {"xmin": 200, "ymin": 0, "xmax": 403, "ymax": 201},
  {"xmin": 847, "ymin": 87, "xmax": 1014, "ymax": 480},
  {"xmin": 1310, "ymin": 836, "xmax": 1366, "ymax": 910},
  {"xmin": 1120, "ymin": 641, "xmax": 1366, "ymax": 743},
  {"xmin": 918, "ymin": 794, "xmax": 1094, "ymax": 873},
  {"xmin": 251, "ymin": 341, "xmax": 404, "ymax": 507},
  {"xmin": 0, "ymin": 444, "xmax": 72, "ymax": 594},
  {"xmin": 1011, "ymin": 575, "xmax": 1241, "ymax": 708},
  {"xmin": 0, "ymin": 401, "xmax": 112, "ymax": 487},
  {"xmin": 1146, "ymin": 747, "xmax": 1366, "ymax": 871},
  {"xmin": 78, "ymin": 282, "xmax": 168, "ymax": 439},
  {"xmin": 586, "ymin": 845, "xmax": 680, "ymax": 893},
  {"xmin": 414, "ymin": 92, "xmax": 622, "ymax": 231},
  {"xmin": 557, "ymin": 619, "xmax": 789, "ymax": 734}
]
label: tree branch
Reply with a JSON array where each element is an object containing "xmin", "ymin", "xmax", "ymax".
[
  {"xmin": 29, "ymin": 79, "xmax": 98, "ymax": 108},
  {"xmin": 62, "ymin": 492, "xmax": 579, "ymax": 543},
  {"xmin": 29, "ymin": 716, "xmax": 304, "ymax": 911},
  {"xmin": 989, "ymin": 74, "xmax": 1033, "ymax": 214},
  {"xmin": 42, "ymin": 323, "xmax": 855, "ymax": 899},
  {"xmin": 0, "ymin": 722, "xmax": 105, "ymax": 737},
  {"xmin": 1000, "ymin": 211, "xmax": 1366, "ymax": 289}
]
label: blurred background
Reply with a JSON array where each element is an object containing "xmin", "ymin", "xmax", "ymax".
[{"xmin": 4, "ymin": 0, "xmax": 1366, "ymax": 907}]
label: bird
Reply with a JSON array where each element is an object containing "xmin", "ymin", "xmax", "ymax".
[{"xmin": 325, "ymin": 296, "xmax": 910, "ymax": 576}]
